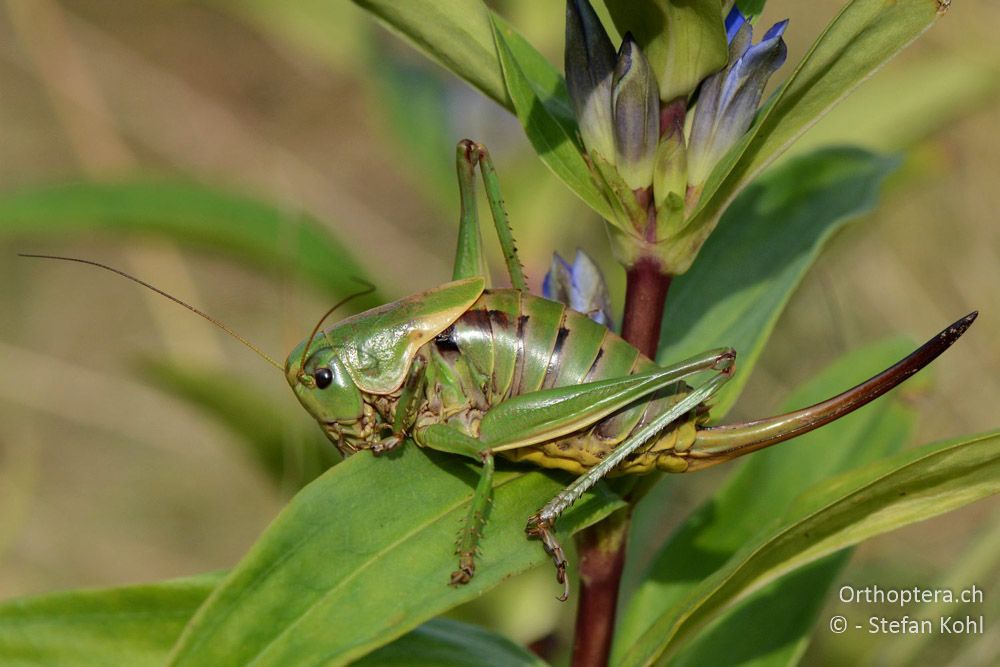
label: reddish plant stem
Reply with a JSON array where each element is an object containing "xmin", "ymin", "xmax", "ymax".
[
  {"xmin": 659, "ymin": 97, "xmax": 687, "ymax": 140},
  {"xmin": 570, "ymin": 513, "xmax": 629, "ymax": 667},
  {"xmin": 571, "ymin": 260, "xmax": 672, "ymax": 667},
  {"xmin": 571, "ymin": 93, "xmax": 682, "ymax": 667},
  {"xmin": 621, "ymin": 258, "xmax": 672, "ymax": 358}
]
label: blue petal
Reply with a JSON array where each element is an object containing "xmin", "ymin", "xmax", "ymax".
[
  {"xmin": 725, "ymin": 6, "xmax": 747, "ymax": 45},
  {"xmin": 762, "ymin": 18, "xmax": 789, "ymax": 42},
  {"xmin": 719, "ymin": 22, "xmax": 787, "ymax": 114},
  {"xmin": 542, "ymin": 252, "xmax": 573, "ymax": 302},
  {"xmin": 541, "ymin": 271, "xmax": 555, "ymax": 300},
  {"xmin": 542, "ymin": 250, "xmax": 613, "ymax": 328},
  {"xmin": 568, "ymin": 249, "xmax": 613, "ymax": 327},
  {"xmin": 685, "ymin": 17, "xmax": 789, "ymax": 186}
]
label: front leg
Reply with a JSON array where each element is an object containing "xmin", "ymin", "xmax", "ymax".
[
  {"xmin": 370, "ymin": 356, "xmax": 428, "ymax": 457},
  {"xmin": 417, "ymin": 424, "xmax": 495, "ymax": 586},
  {"xmin": 370, "ymin": 434, "xmax": 403, "ymax": 456}
]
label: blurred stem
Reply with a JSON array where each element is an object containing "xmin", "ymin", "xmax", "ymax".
[{"xmin": 572, "ymin": 257, "xmax": 671, "ymax": 667}]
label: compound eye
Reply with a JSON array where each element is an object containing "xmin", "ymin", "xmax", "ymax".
[{"xmin": 313, "ymin": 367, "xmax": 334, "ymax": 389}]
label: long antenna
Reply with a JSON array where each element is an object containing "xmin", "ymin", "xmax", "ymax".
[
  {"xmin": 298, "ymin": 280, "xmax": 376, "ymax": 376},
  {"xmin": 19, "ymin": 253, "xmax": 284, "ymax": 372}
]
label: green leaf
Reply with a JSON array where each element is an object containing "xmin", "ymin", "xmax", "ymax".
[
  {"xmin": 873, "ymin": 506, "xmax": 1000, "ymax": 666},
  {"xmin": 167, "ymin": 445, "xmax": 622, "ymax": 666},
  {"xmin": 140, "ymin": 360, "xmax": 338, "ymax": 491},
  {"xmin": 493, "ymin": 15, "xmax": 577, "ymax": 127},
  {"xmin": 670, "ymin": 555, "xmax": 850, "ymax": 667},
  {"xmin": 0, "ymin": 573, "xmax": 542, "ymax": 667},
  {"xmin": 351, "ymin": 2, "xmax": 569, "ymax": 120},
  {"xmin": 0, "ymin": 180, "xmax": 378, "ymax": 304},
  {"xmin": 617, "ymin": 429, "xmax": 1000, "ymax": 666},
  {"xmin": 736, "ymin": 1, "xmax": 768, "ymax": 17},
  {"xmin": 604, "ymin": 0, "xmax": 728, "ymax": 102},
  {"xmin": 354, "ymin": 2, "xmax": 615, "ymax": 222},
  {"xmin": 619, "ymin": 339, "xmax": 917, "ymax": 665},
  {"xmin": 659, "ymin": 147, "xmax": 899, "ymax": 415},
  {"xmin": 491, "ymin": 17, "xmax": 616, "ymax": 222},
  {"xmin": 687, "ymin": 0, "xmax": 946, "ymax": 254},
  {"xmin": 352, "ymin": 0, "xmax": 506, "ymax": 107},
  {"xmin": 354, "ymin": 0, "xmax": 572, "ymax": 117},
  {"xmin": 0, "ymin": 572, "xmax": 222, "ymax": 667},
  {"xmin": 358, "ymin": 618, "xmax": 545, "ymax": 667},
  {"xmin": 789, "ymin": 53, "xmax": 1000, "ymax": 157}
]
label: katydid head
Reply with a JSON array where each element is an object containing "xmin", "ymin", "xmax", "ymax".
[
  {"xmin": 284, "ymin": 283, "xmax": 377, "ymax": 434},
  {"xmin": 285, "ymin": 278, "xmax": 486, "ymax": 451},
  {"xmin": 286, "ymin": 341, "xmax": 365, "ymax": 435}
]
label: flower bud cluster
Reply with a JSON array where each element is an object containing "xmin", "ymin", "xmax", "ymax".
[{"xmin": 565, "ymin": 1, "xmax": 787, "ymax": 270}]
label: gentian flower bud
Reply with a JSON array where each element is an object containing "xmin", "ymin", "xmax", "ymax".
[
  {"xmin": 611, "ymin": 34, "xmax": 660, "ymax": 190},
  {"xmin": 604, "ymin": 0, "xmax": 728, "ymax": 103},
  {"xmin": 565, "ymin": 0, "xmax": 617, "ymax": 164},
  {"xmin": 653, "ymin": 124, "xmax": 687, "ymax": 224},
  {"xmin": 687, "ymin": 7, "xmax": 788, "ymax": 188}
]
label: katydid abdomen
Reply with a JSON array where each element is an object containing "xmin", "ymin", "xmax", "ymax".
[{"xmin": 418, "ymin": 289, "xmax": 701, "ymax": 476}]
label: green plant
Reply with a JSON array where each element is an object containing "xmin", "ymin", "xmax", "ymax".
[{"xmin": 0, "ymin": 1, "xmax": 997, "ymax": 666}]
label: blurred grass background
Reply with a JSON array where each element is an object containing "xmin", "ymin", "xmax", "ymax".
[{"xmin": 0, "ymin": 1, "xmax": 997, "ymax": 663}]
